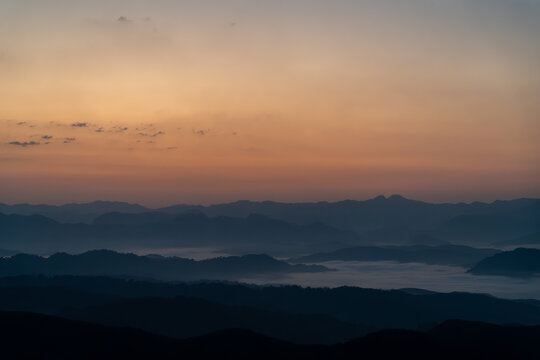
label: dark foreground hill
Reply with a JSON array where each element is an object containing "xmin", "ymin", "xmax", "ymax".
[
  {"xmin": 0, "ymin": 250, "xmax": 328, "ymax": 281},
  {"xmin": 1, "ymin": 275, "xmax": 540, "ymax": 329},
  {"xmin": 0, "ymin": 286, "xmax": 370, "ymax": 344},
  {"xmin": 1, "ymin": 311, "xmax": 540, "ymax": 359},
  {"xmin": 468, "ymin": 248, "xmax": 540, "ymax": 277},
  {"xmin": 290, "ymin": 244, "xmax": 500, "ymax": 267},
  {"xmin": 60, "ymin": 295, "xmax": 372, "ymax": 344}
]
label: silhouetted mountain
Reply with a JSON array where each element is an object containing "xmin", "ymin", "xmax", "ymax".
[
  {"xmin": 0, "ymin": 311, "xmax": 187, "ymax": 360},
  {"xmin": 1, "ymin": 275, "xmax": 539, "ymax": 329},
  {"xmin": 0, "ymin": 285, "xmax": 370, "ymax": 344},
  {"xmin": 427, "ymin": 320, "xmax": 540, "ymax": 359},
  {"xmin": 165, "ymin": 284, "xmax": 540, "ymax": 328},
  {"xmin": 290, "ymin": 245, "xmax": 500, "ymax": 267},
  {"xmin": 0, "ymin": 201, "xmax": 148, "ymax": 223},
  {"xmin": 347, "ymin": 320, "xmax": 540, "ymax": 360},
  {"xmin": 0, "ymin": 311, "xmax": 539, "ymax": 359},
  {"xmin": 158, "ymin": 197, "xmax": 539, "ymax": 241},
  {"xmin": 0, "ymin": 250, "xmax": 329, "ymax": 281},
  {"xmin": 515, "ymin": 299, "xmax": 540, "ymax": 307},
  {"xmin": 2, "ymin": 196, "xmax": 538, "ymax": 246},
  {"xmin": 468, "ymin": 248, "xmax": 540, "ymax": 277},
  {"xmin": 93, "ymin": 211, "xmax": 174, "ymax": 225},
  {"xmin": 0, "ymin": 212, "xmax": 356, "ymax": 255},
  {"xmin": 439, "ymin": 200, "xmax": 540, "ymax": 243},
  {"xmin": 60, "ymin": 295, "xmax": 372, "ymax": 344},
  {"xmin": 0, "ymin": 286, "xmax": 120, "ymax": 314}
]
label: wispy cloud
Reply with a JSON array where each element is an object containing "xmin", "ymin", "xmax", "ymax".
[
  {"xmin": 41, "ymin": 135, "xmax": 53, "ymax": 140},
  {"xmin": 9, "ymin": 141, "xmax": 40, "ymax": 147},
  {"xmin": 71, "ymin": 122, "xmax": 88, "ymax": 127},
  {"xmin": 64, "ymin": 137, "xmax": 76, "ymax": 143},
  {"xmin": 193, "ymin": 129, "xmax": 210, "ymax": 136},
  {"xmin": 138, "ymin": 131, "xmax": 165, "ymax": 137},
  {"xmin": 113, "ymin": 126, "xmax": 128, "ymax": 133}
]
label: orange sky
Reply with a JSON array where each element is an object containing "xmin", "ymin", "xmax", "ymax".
[{"xmin": 1, "ymin": 0, "xmax": 539, "ymax": 206}]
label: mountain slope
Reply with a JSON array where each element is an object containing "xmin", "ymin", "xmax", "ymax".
[
  {"xmin": 0, "ymin": 212, "xmax": 356, "ymax": 254},
  {"xmin": 158, "ymin": 196, "xmax": 539, "ymax": 236},
  {"xmin": 1, "ymin": 275, "xmax": 539, "ymax": 329},
  {"xmin": 0, "ymin": 250, "xmax": 329, "ymax": 281},
  {"xmin": 468, "ymin": 248, "xmax": 540, "ymax": 277},
  {"xmin": 1, "ymin": 311, "xmax": 539, "ymax": 359},
  {"xmin": 60, "ymin": 295, "xmax": 372, "ymax": 344}
]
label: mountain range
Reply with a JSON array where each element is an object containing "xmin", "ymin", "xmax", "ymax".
[
  {"xmin": 0, "ymin": 250, "xmax": 328, "ymax": 281},
  {"xmin": 0, "ymin": 212, "xmax": 357, "ymax": 255},
  {"xmin": 1, "ymin": 275, "xmax": 539, "ymax": 330},
  {"xmin": 1, "ymin": 196, "xmax": 538, "ymax": 250}
]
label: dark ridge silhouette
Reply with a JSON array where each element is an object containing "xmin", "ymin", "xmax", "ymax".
[
  {"xmin": 158, "ymin": 197, "xmax": 539, "ymax": 235},
  {"xmin": 468, "ymin": 248, "xmax": 540, "ymax": 277},
  {"xmin": 515, "ymin": 298, "xmax": 540, "ymax": 307},
  {"xmin": 94, "ymin": 211, "xmax": 174, "ymax": 225},
  {"xmin": 345, "ymin": 320, "xmax": 540, "ymax": 359},
  {"xmin": 0, "ymin": 201, "xmax": 148, "ymax": 223},
  {"xmin": 0, "ymin": 212, "xmax": 356, "ymax": 255},
  {"xmin": 1, "ymin": 275, "xmax": 539, "ymax": 329},
  {"xmin": 427, "ymin": 319, "xmax": 540, "ymax": 359},
  {"xmin": 0, "ymin": 250, "xmax": 329, "ymax": 281},
  {"xmin": 0, "ymin": 311, "xmax": 186, "ymax": 360},
  {"xmin": 60, "ymin": 295, "xmax": 373, "ymax": 344},
  {"xmin": 0, "ymin": 286, "xmax": 370, "ymax": 344},
  {"xmin": 0, "ymin": 311, "xmax": 539, "ymax": 359},
  {"xmin": 439, "ymin": 200, "xmax": 540, "ymax": 243},
  {"xmin": 289, "ymin": 244, "xmax": 500, "ymax": 267},
  {"xmin": 1, "ymin": 197, "xmax": 538, "ymax": 246},
  {"xmin": 0, "ymin": 286, "xmax": 121, "ymax": 314}
]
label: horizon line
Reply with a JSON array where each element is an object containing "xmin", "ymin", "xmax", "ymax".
[{"xmin": 2, "ymin": 194, "xmax": 539, "ymax": 209}]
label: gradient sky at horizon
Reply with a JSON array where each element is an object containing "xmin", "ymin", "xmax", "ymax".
[{"xmin": 1, "ymin": 0, "xmax": 539, "ymax": 206}]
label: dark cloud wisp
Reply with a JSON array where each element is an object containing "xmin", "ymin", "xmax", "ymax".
[
  {"xmin": 137, "ymin": 131, "xmax": 164, "ymax": 137},
  {"xmin": 9, "ymin": 141, "xmax": 40, "ymax": 147},
  {"xmin": 193, "ymin": 129, "xmax": 210, "ymax": 136}
]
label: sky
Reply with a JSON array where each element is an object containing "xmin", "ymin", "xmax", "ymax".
[{"xmin": 1, "ymin": 0, "xmax": 539, "ymax": 206}]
